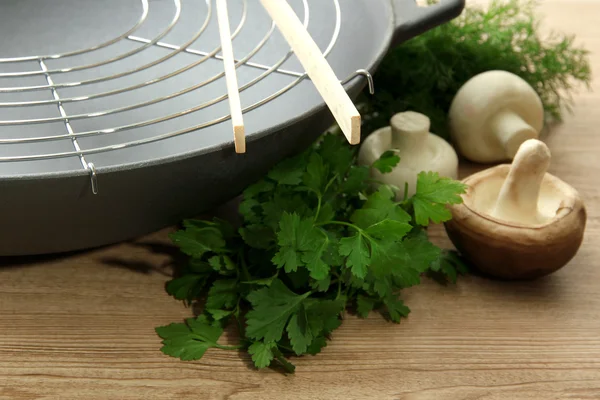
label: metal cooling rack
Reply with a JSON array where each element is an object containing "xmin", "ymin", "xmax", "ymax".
[{"xmin": 0, "ymin": 0, "xmax": 374, "ymax": 195}]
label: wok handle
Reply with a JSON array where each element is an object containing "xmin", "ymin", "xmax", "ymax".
[{"xmin": 391, "ymin": 0, "xmax": 465, "ymax": 48}]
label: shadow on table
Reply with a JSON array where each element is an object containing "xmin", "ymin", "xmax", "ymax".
[
  {"xmin": 0, "ymin": 248, "xmax": 89, "ymax": 269},
  {"xmin": 98, "ymin": 241, "xmax": 183, "ymax": 277},
  {"xmin": 465, "ymin": 264, "xmax": 568, "ymax": 305},
  {"xmin": 96, "ymin": 197, "xmax": 243, "ymax": 276},
  {"xmin": 0, "ymin": 239, "xmax": 181, "ymax": 276}
]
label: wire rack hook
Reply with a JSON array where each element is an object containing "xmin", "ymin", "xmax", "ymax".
[
  {"xmin": 88, "ymin": 163, "xmax": 99, "ymax": 195},
  {"xmin": 341, "ymin": 69, "xmax": 374, "ymax": 95}
]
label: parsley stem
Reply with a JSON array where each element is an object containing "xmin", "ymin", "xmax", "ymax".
[
  {"xmin": 314, "ymin": 194, "xmax": 323, "ymax": 222},
  {"xmin": 317, "ymin": 220, "xmax": 355, "ymax": 229},
  {"xmin": 324, "ymin": 173, "xmax": 339, "ymax": 194},
  {"xmin": 214, "ymin": 343, "xmax": 245, "ymax": 351},
  {"xmin": 278, "ymin": 344, "xmax": 294, "ymax": 352},
  {"xmin": 319, "ymin": 221, "xmax": 375, "ymax": 242},
  {"xmin": 272, "ymin": 347, "xmax": 296, "ymax": 374},
  {"xmin": 234, "ymin": 302, "xmax": 245, "ymax": 338},
  {"xmin": 239, "ymin": 253, "xmax": 251, "ymax": 282}
]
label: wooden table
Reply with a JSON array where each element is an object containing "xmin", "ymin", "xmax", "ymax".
[{"xmin": 2, "ymin": 1, "xmax": 599, "ymax": 399}]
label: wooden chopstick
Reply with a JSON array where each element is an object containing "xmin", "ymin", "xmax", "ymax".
[
  {"xmin": 259, "ymin": 0, "xmax": 361, "ymax": 145},
  {"xmin": 216, "ymin": 0, "xmax": 245, "ymax": 153}
]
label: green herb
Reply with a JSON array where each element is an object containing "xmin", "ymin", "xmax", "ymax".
[
  {"xmin": 360, "ymin": 0, "xmax": 592, "ymax": 140},
  {"xmin": 156, "ymin": 133, "xmax": 468, "ymax": 373}
]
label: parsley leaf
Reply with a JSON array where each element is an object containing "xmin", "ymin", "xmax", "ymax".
[
  {"xmin": 208, "ymin": 255, "xmax": 236, "ymax": 275},
  {"xmin": 272, "ymin": 212, "xmax": 329, "ymax": 280},
  {"xmin": 338, "ymin": 233, "xmax": 370, "ymax": 279},
  {"xmin": 157, "ymin": 129, "xmax": 469, "ymax": 373},
  {"xmin": 165, "ymin": 259, "xmax": 212, "ymax": 303},
  {"xmin": 156, "ymin": 317, "xmax": 225, "ymax": 361},
  {"xmin": 400, "ymin": 231, "xmax": 442, "ymax": 274},
  {"xmin": 165, "ymin": 275, "xmax": 207, "ymax": 303},
  {"xmin": 206, "ymin": 309, "xmax": 234, "ymax": 322},
  {"xmin": 243, "ymin": 179, "xmax": 275, "ymax": 198},
  {"xmin": 318, "ymin": 133, "xmax": 354, "ymax": 176},
  {"xmin": 306, "ymin": 336, "xmax": 328, "ymax": 355},
  {"xmin": 239, "ymin": 198, "xmax": 261, "ymax": 224},
  {"xmin": 301, "ymin": 247, "xmax": 330, "ymax": 281},
  {"xmin": 311, "ymin": 276, "xmax": 332, "ymax": 292},
  {"xmin": 248, "ymin": 341, "xmax": 276, "ymax": 369},
  {"xmin": 315, "ymin": 203, "xmax": 335, "ymax": 225},
  {"xmin": 429, "ymin": 249, "xmax": 469, "ymax": 284},
  {"xmin": 366, "ymin": 220, "xmax": 413, "ymax": 241},
  {"xmin": 412, "ymin": 171, "xmax": 467, "ymax": 226},
  {"xmin": 356, "ymin": 295, "xmax": 377, "ymax": 318},
  {"xmin": 341, "ymin": 165, "xmax": 369, "ymax": 194},
  {"xmin": 239, "ymin": 224, "xmax": 276, "ymax": 249},
  {"xmin": 169, "ymin": 225, "xmax": 226, "ymax": 258},
  {"xmin": 205, "ymin": 279, "xmax": 239, "ymax": 310},
  {"xmin": 383, "ymin": 295, "xmax": 410, "ymax": 323},
  {"xmin": 305, "ymin": 297, "xmax": 345, "ymax": 335},
  {"xmin": 271, "ymin": 213, "xmax": 312, "ymax": 273},
  {"xmin": 303, "ymin": 152, "xmax": 328, "ymax": 193},
  {"xmin": 245, "ymin": 279, "xmax": 311, "ymax": 343},
  {"xmin": 267, "ymin": 154, "xmax": 306, "ymax": 185},
  {"xmin": 372, "ymin": 150, "xmax": 401, "ymax": 173},
  {"xmin": 286, "ymin": 304, "xmax": 314, "ymax": 355},
  {"xmin": 351, "ymin": 186, "xmax": 411, "ymax": 229},
  {"xmin": 262, "ymin": 194, "xmax": 312, "ymax": 231}
]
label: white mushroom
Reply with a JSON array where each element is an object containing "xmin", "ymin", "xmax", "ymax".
[
  {"xmin": 358, "ymin": 111, "xmax": 459, "ymax": 198},
  {"xmin": 448, "ymin": 70, "xmax": 544, "ymax": 163},
  {"xmin": 444, "ymin": 139, "xmax": 587, "ymax": 280}
]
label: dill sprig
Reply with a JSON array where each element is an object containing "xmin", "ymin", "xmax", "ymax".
[{"xmin": 360, "ymin": 0, "xmax": 592, "ymax": 140}]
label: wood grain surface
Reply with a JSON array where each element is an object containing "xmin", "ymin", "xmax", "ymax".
[{"xmin": 1, "ymin": 1, "xmax": 600, "ymax": 399}]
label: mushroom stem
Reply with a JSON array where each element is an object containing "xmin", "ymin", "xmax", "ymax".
[
  {"xmin": 390, "ymin": 111, "xmax": 429, "ymax": 158},
  {"xmin": 491, "ymin": 109, "xmax": 539, "ymax": 159},
  {"xmin": 490, "ymin": 139, "xmax": 551, "ymax": 225}
]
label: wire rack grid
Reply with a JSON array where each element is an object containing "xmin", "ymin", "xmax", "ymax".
[{"xmin": 0, "ymin": 0, "xmax": 374, "ymax": 195}]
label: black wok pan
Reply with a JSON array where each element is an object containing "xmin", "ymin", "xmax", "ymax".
[{"xmin": 0, "ymin": 0, "xmax": 464, "ymax": 256}]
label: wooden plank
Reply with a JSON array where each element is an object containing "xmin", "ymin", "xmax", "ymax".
[
  {"xmin": 216, "ymin": 0, "xmax": 245, "ymax": 153},
  {"xmin": 1, "ymin": 1, "xmax": 599, "ymax": 399},
  {"xmin": 259, "ymin": 0, "xmax": 361, "ymax": 144}
]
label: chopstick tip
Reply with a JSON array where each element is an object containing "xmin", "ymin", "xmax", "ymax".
[
  {"xmin": 234, "ymin": 125, "xmax": 246, "ymax": 153},
  {"xmin": 350, "ymin": 115, "xmax": 361, "ymax": 145}
]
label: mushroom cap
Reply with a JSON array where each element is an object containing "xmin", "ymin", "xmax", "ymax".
[
  {"xmin": 444, "ymin": 164, "xmax": 587, "ymax": 280},
  {"xmin": 358, "ymin": 118, "xmax": 458, "ymax": 198},
  {"xmin": 448, "ymin": 70, "xmax": 544, "ymax": 163}
]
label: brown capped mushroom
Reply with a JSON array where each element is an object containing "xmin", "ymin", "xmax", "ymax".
[{"xmin": 444, "ymin": 139, "xmax": 587, "ymax": 280}]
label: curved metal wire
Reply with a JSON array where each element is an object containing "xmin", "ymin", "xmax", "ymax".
[
  {"xmin": 0, "ymin": 0, "xmax": 246, "ymax": 125},
  {"xmin": 0, "ymin": 0, "xmax": 213, "ymax": 92},
  {"xmin": 0, "ymin": 0, "xmax": 374, "ymax": 195},
  {"xmin": 0, "ymin": 0, "xmax": 344, "ymax": 161},
  {"xmin": 0, "ymin": 2, "xmax": 216, "ymax": 109},
  {"xmin": 0, "ymin": 0, "xmax": 150, "ymax": 63},
  {"xmin": 0, "ymin": 21, "xmax": 282, "ymax": 142},
  {"xmin": 0, "ymin": 0, "xmax": 182, "ymax": 78}
]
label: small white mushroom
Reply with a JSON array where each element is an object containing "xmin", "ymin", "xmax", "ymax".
[
  {"xmin": 358, "ymin": 111, "xmax": 459, "ymax": 198},
  {"xmin": 444, "ymin": 139, "xmax": 587, "ymax": 280},
  {"xmin": 448, "ymin": 70, "xmax": 544, "ymax": 163}
]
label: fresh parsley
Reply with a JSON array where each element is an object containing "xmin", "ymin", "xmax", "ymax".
[{"xmin": 156, "ymin": 132, "xmax": 468, "ymax": 373}]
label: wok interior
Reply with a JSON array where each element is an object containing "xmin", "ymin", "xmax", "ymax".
[{"xmin": 0, "ymin": 0, "xmax": 391, "ymax": 177}]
